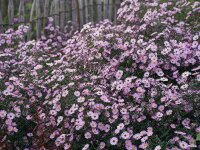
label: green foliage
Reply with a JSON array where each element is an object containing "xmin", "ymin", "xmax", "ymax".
[{"xmin": 196, "ymin": 134, "xmax": 200, "ymax": 141}]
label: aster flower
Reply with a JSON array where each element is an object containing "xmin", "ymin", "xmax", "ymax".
[
  {"xmin": 154, "ymin": 145, "xmax": 161, "ymax": 150},
  {"xmin": 121, "ymin": 131, "xmax": 130, "ymax": 140},
  {"xmin": 7, "ymin": 113, "xmax": 15, "ymax": 120},
  {"xmin": 0, "ymin": 110, "xmax": 7, "ymax": 118},
  {"xmin": 0, "ymin": 0, "xmax": 199, "ymax": 149},
  {"xmin": 179, "ymin": 141, "xmax": 189, "ymax": 149},
  {"xmin": 110, "ymin": 137, "xmax": 118, "ymax": 145},
  {"xmin": 99, "ymin": 142, "xmax": 105, "ymax": 149}
]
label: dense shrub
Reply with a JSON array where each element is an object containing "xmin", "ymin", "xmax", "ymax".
[{"xmin": 0, "ymin": 0, "xmax": 200, "ymax": 149}]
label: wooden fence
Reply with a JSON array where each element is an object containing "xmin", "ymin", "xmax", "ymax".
[{"xmin": 0, "ymin": 0, "xmax": 122, "ymax": 39}]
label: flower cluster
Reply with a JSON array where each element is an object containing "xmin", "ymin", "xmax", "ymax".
[{"xmin": 0, "ymin": 0, "xmax": 199, "ymax": 149}]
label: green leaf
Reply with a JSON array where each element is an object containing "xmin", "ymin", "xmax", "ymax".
[{"xmin": 196, "ymin": 133, "xmax": 200, "ymax": 141}]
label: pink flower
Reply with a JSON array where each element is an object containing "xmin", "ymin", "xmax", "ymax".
[
  {"xmin": 166, "ymin": 110, "xmax": 173, "ymax": 115},
  {"xmin": 6, "ymin": 85, "xmax": 14, "ymax": 92},
  {"xmin": 0, "ymin": 110, "xmax": 7, "ymax": 118},
  {"xmin": 154, "ymin": 145, "xmax": 161, "ymax": 150},
  {"xmin": 64, "ymin": 143, "xmax": 71, "ymax": 150},
  {"xmin": 100, "ymin": 95, "xmax": 110, "ymax": 102},
  {"xmin": 49, "ymin": 110, "xmax": 57, "ymax": 116},
  {"xmin": 116, "ymin": 83, "xmax": 124, "ymax": 91},
  {"xmin": 92, "ymin": 128, "xmax": 99, "ymax": 135},
  {"xmin": 82, "ymin": 144, "xmax": 89, "ymax": 150},
  {"xmin": 121, "ymin": 131, "xmax": 130, "ymax": 139},
  {"xmin": 104, "ymin": 124, "xmax": 110, "ymax": 132},
  {"xmin": 120, "ymin": 108, "xmax": 128, "ymax": 115},
  {"xmin": 125, "ymin": 140, "xmax": 133, "ymax": 150},
  {"xmin": 26, "ymin": 115, "xmax": 32, "ymax": 120},
  {"xmin": 117, "ymin": 123, "xmax": 125, "ymax": 130},
  {"xmin": 115, "ymin": 70, "xmax": 123, "ymax": 79},
  {"xmin": 7, "ymin": 112, "xmax": 15, "ymax": 120},
  {"xmin": 84, "ymin": 132, "xmax": 91, "ymax": 139},
  {"xmin": 133, "ymin": 134, "xmax": 142, "ymax": 140},
  {"xmin": 74, "ymin": 91, "xmax": 81, "ymax": 97},
  {"xmin": 156, "ymin": 68, "xmax": 164, "ymax": 77},
  {"xmin": 77, "ymin": 96, "xmax": 85, "ymax": 103},
  {"xmin": 91, "ymin": 113, "xmax": 99, "ymax": 120},
  {"xmin": 99, "ymin": 142, "xmax": 105, "ymax": 149},
  {"xmin": 139, "ymin": 142, "xmax": 149, "ymax": 149},
  {"xmin": 147, "ymin": 130, "xmax": 153, "ymax": 137},
  {"xmin": 7, "ymin": 126, "xmax": 13, "ymax": 132},
  {"xmin": 34, "ymin": 65, "xmax": 43, "ymax": 70},
  {"xmin": 179, "ymin": 141, "xmax": 189, "ymax": 149},
  {"xmin": 62, "ymin": 90, "xmax": 69, "ymax": 97},
  {"xmin": 110, "ymin": 137, "xmax": 118, "ymax": 145},
  {"xmin": 141, "ymin": 136, "xmax": 148, "ymax": 142},
  {"xmin": 90, "ymin": 121, "xmax": 97, "ymax": 128},
  {"xmin": 114, "ymin": 127, "xmax": 120, "ymax": 134},
  {"xmin": 57, "ymin": 116, "xmax": 63, "ymax": 124},
  {"xmin": 156, "ymin": 112, "xmax": 163, "ymax": 118}
]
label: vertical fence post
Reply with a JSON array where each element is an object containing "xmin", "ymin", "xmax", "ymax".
[
  {"xmin": 0, "ymin": 9, "xmax": 2, "ymax": 25},
  {"xmin": 104, "ymin": 0, "xmax": 109, "ymax": 19},
  {"xmin": 60, "ymin": 0, "xmax": 66, "ymax": 31},
  {"xmin": 54, "ymin": 0, "xmax": 59, "ymax": 26},
  {"xmin": 72, "ymin": 0, "xmax": 77, "ymax": 26},
  {"xmin": 44, "ymin": 0, "xmax": 50, "ymax": 19},
  {"xmin": 78, "ymin": 0, "xmax": 84, "ymax": 28},
  {"xmin": 84, "ymin": 0, "xmax": 89, "ymax": 24},
  {"xmin": 1, "ymin": 0, "xmax": 7, "ymax": 21},
  {"xmin": 50, "ymin": 0, "xmax": 55, "ymax": 23},
  {"xmin": 0, "ymin": 1, "xmax": 3, "ymax": 32},
  {"xmin": 8, "ymin": 0, "xmax": 14, "ymax": 25},
  {"xmin": 108, "ymin": 0, "xmax": 113, "ymax": 21},
  {"xmin": 97, "ymin": 0, "xmax": 102, "ymax": 22},
  {"xmin": 88, "ymin": 0, "xmax": 93, "ymax": 23},
  {"xmin": 44, "ymin": 0, "xmax": 50, "ymax": 30},
  {"xmin": 28, "ymin": 0, "xmax": 36, "ymax": 40},
  {"xmin": 114, "ymin": 0, "xmax": 120, "ymax": 24},
  {"xmin": 66, "ymin": 0, "xmax": 72, "ymax": 22},
  {"xmin": 19, "ymin": 0, "xmax": 25, "ymax": 23},
  {"xmin": 75, "ymin": 0, "xmax": 80, "ymax": 30},
  {"xmin": 36, "ymin": 0, "xmax": 41, "ymax": 39}
]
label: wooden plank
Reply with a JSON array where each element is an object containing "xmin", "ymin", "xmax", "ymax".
[
  {"xmin": 76, "ymin": 0, "xmax": 81, "ymax": 30},
  {"xmin": 54, "ymin": 0, "xmax": 59, "ymax": 26},
  {"xmin": 50, "ymin": 0, "xmax": 55, "ymax": 23},
  {"xmin": 60, "ymin": 0, "xmax": 66, "ymax": 31},
  {"xmin": 8, "ymin": 0, "xmax": 14, "ymax": 25},
  {"xmin": 2, "ymin": 0, "xmax": 7, "ymax": 23},
  {"xmin": 78, "ymin": 0, "xmax": 84, "ymax": 27},
  {"xmin": 103, "ymin": 0, "xmax": 109, "ymax": 19},
  {"xmin": 81, "ymin": 0, "xmax": 85, "ymax": 25},
  {"xmin": 0, "ymin": 1, "xmax": 3, "ymax": 32},
  {"xmin": 36, "ymin": 0, "xmax": 41, "ymax": 39},
  {"xmin": 93, "ymin": 0, "xmax": 97, "ymax": 23},
  {"xmin": 108, "ymin": 0, "xmax": 113, "ymax": 21},
  {"xmin": 66, "ymin": 0, "xmax": 72, "ymax": 22},
  {"xmin": 28, "ymin": 0, "xmax": 36, "ymax": 40},
  {"xmin": 50, "ymin": 0, "xmax": 54, "ymax": 15},
  {"xmin": 18, "ymin": 0, "xmax": 25, "ymax": 22},
  {"xmin": 72, "ymin": 0, "xmax": 77, "ymax": 25},
  {"xmin": 114, "ymin": 0, "xmax": 121, "ymax": 24},
  {"xmin": 43, "ymin": 0, "xmax": 50, "ymax": 28},
  {"xmin": 44, "ymin": 0, "xmax": 50, "ymax": 18},
  {"xmin": 30, "ymin": 0, "xmax": 35, "ymax": 23},
  {"xmin": 84, "ymin": 0, "xmax": 89, "ymax": 23},
  {"xmin": 0, "ymin": 1, "xmax": 3, "ymax": 24},
  {"xmin": 88, "ymin": 0, "xmax": 93, "ymax": 22},
  {"xmin": 97, "ymin": 0, "xmax": 102, "ymax": 22}
]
